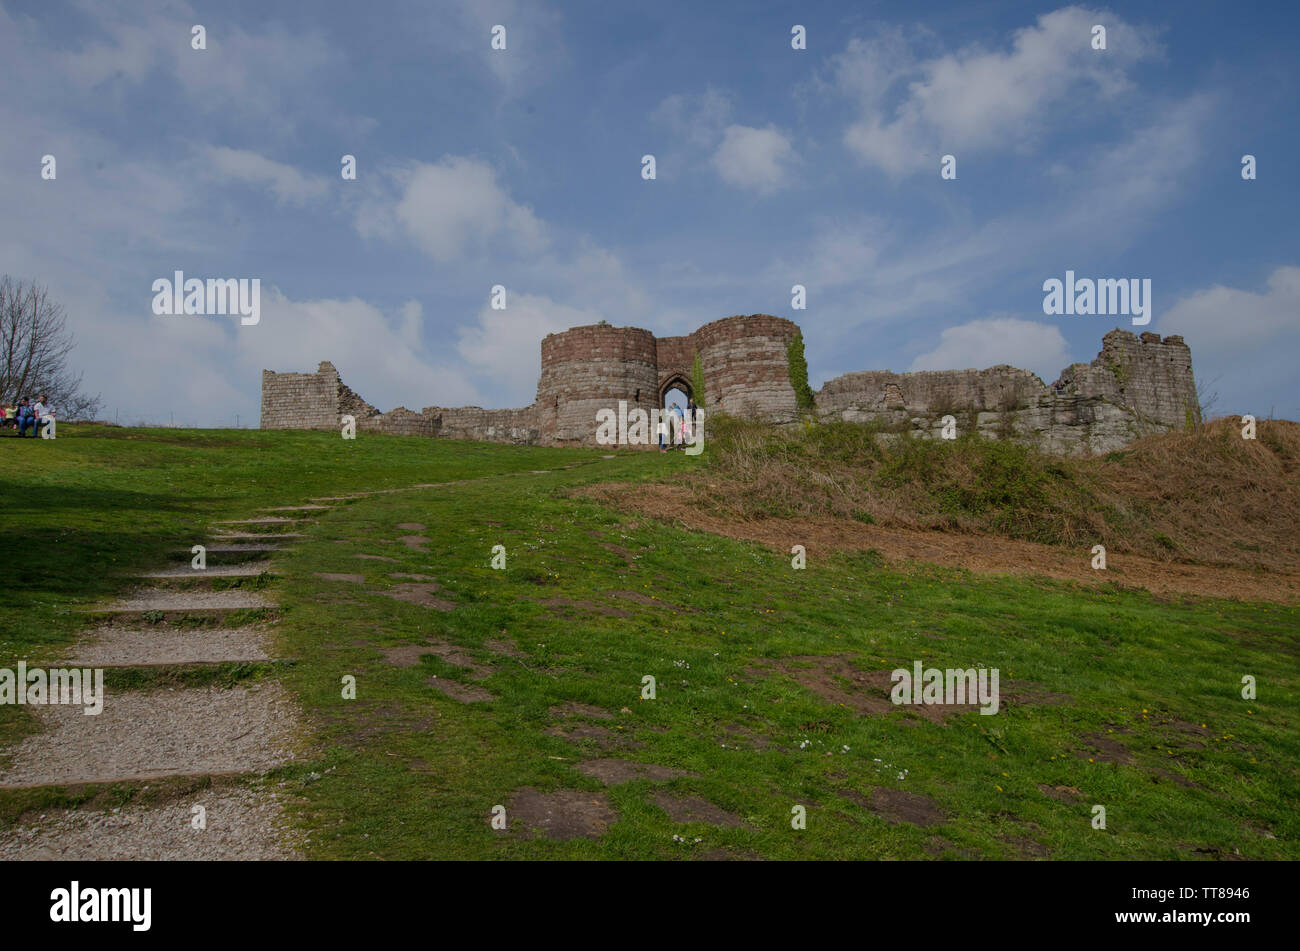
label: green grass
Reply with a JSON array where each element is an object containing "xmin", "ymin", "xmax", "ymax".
[
  {"xmin": 1, "ymin": 425, "xmax": 1297, "ymax": 859},
  {"xmin": 0, "ymin": 424, "xmax": 604, "ymax": 653},
  {"xmin": 267, "ymin": 470, "xmax": 1297, "ymax": 859}
]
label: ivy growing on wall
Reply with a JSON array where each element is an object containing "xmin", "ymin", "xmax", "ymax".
[{"xmin": 786, "ymin": 333, "xmax": 815, "ymax": 412}]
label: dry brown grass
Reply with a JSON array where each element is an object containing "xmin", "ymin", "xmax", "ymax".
[{"xmin": 628, "ymin": 416, "xmax": 1300, "ymax": 574}]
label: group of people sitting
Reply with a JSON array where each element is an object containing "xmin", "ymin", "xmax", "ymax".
[{"xmin": 1, "ymin": 396, "xmax": 56, "ymax": 438}]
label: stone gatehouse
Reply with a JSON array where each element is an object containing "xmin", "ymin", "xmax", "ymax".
[{"xmin": 261, "ymin": 314, "xmax": 1198, "ymax": 455}]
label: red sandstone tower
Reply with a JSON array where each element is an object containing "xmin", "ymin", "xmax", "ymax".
[{"xmin": 535, "ymin": 315, "xmax": 802, "ymax": 446}]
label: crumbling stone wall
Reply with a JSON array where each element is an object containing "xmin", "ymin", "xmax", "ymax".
[
  {"xmin": 423, "ymin": 405, "xmax": 540, "ymax": 445},
  {"xmin": 261, "ymin": 322, "xmax": 1196, "ymax": 456},
  {"xmin": 261, "ymin": 362, "xmax": 373, "ymax": 431},
  {"xmin": 814, "ymin": 329, "xmax": 1198, "ymax": 454}
]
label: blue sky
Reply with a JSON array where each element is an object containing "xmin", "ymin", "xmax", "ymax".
[{"xmin": 2, "ymin": 0, "xmax": 1297, "ymax": 426}]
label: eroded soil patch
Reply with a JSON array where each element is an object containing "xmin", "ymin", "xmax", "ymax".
[
  {"xmin": 1076, "ymin": 731, "xmax": 1135, "ymax": 765},
  {"xmin": 574, "ymin": 759, "xmax": 694, "ymax": 785},
  {"xmin": 1038, "ymin": 783, "xmax": 1083, "ymax": 804},
  {"xmin": 380, "ymin": 639, "xmax": 492, "ymax": 679},
  {"xmin": 507, "ymin": 787, "xmax": 617, "ymax": 840},
  {"xmin": 377, "ymin": 583, "xmax": 456, "ymax": 611},
  {"xmin": 549, "ymin": 702, "xmax": 614, "ymax": 721},
  {"xmin": 544, "ymin": 723, "xmax": 641, "ymax": 752},
  {"xmin": 748, "ymin": 655, "xmax": 1068, "ymax": 722},
  {"xmin": 652, "ymin": 791, "xmax": 745, "ymax": 827},
  {"xmin": 839, "ymin": 787, "xmax": 946, "ymax": 827},
  {"xmin": 532, "ymin": 596, "xmax": 632, "ymax": 619},
  {"xmin": 426, "ymin": 677, "xmax": 494, "ymax": 703}
]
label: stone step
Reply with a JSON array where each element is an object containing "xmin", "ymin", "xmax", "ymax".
[
  {"xmin": 93, "ymin": 590, "xmax": 274, "ymax": 613},
  {"xmin": 213, "ymin": 517, "xmax": 311, "ymax": 526},
  {"xmin": 0, "ymin": 786, "xmax": 303, "ymax": 859},
  {"xmin": 209, "ymin": 531, "xmax": 306, "ymax": 541},
  {"xmin": 142, "ymin": 562, "xmax": 276, "ymax": 579},
  {"xmin": 0, "ymin": 683, "xmax": 299, "ymax": 789},
  {"xmin": 181, "ymin": 543, "xmax": 281, "ymax": 554},
  {"xmin": 64, "ymin": 624, "xmax": 271, "ymax": 667}
]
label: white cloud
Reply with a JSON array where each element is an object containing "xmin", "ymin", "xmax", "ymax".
[
  {"xmin": 358, "ymin": 157, "xmax": 547, "ymax": 263},
  {"xmin": 909, "ymin": 317, "xmax": 1068, "ymax": 379},
  {"xmin": 835, "ymin": 7, "xmax": 1159, "ymax": 175},
  {"xmin": 56, "ymin": 2, "xmax": 337, "ymax": 122},
  {"xmin": 651, "ymin": 88, "xmax": 734, "ymax": 148},
  {"xmin": 204, "ymin": 147, "xmax": 328, "ymax": 205},
  {"xmin": 778, "ymin": 95, "xmax": 1212, "ymax": 335},
  {"xmin": 444, "ymin": 0, "xmax": 568, "ymax": 97},
  {"xmin": 779, "ymin": 220, "xmax": 886, "ymax": 289},
  {"xmin": 234, "ymin": 291, "xmax": 482, "ymax": 410},
  {"xmin": 1158, "ymin": 266, "xmax": 1300, "ymax": 416},
  {"xmin": 456, "ymin": 293, "xmax": 607, "ymax": 407},
  {"xmin": 67, "ymin": 289, "xmax": 483, "ymax": 425},
  {"xmin": 711, "ymin": 125, "xmax": 797, "ymax": 193}
]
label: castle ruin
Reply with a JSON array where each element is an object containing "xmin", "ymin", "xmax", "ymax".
[{"xmin": 261, "ymin": 315, "xmax": 1198, "ymax": 455}]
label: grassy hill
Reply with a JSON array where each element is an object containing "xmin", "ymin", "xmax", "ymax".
[{"xmin": 0, "ymin": 423, "xmax": 1295, "ymax": 859}]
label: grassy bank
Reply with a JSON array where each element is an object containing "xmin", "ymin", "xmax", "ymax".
[{"xmin": 2, "ymin": 425, "xmax": 1296, "ymax": 859}]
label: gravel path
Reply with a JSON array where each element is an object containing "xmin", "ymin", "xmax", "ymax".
[
  {"xmin": 210, "ymin": 531, "xmax": 306, "ymax": 540},
  {"xmin": 0, "ymin": 683, "xmax": 300, "ymax": 788},
  {"xmin": 214, "ymin": 517, "xmax": 305, "ymax": 525},
  {"xmin": 0, "ymin": 497, "xmax": 354, "ymax": 860},
  {"xmin": 194, "ymin": 543, "xmax": 281, "ymax": 553},
  {"xmin": 105, "ymin": 589, "xmax": 273, "ymax": 611},
  {"xmin": 143, "ymin": 562, "xmax": 275, "ymax": 578},
  {"xmin": 0, "ymin": 786, "xmax": 304, "ymax": 860},
  {"xmin": 64, "ymin": 624, "xmax": 271, "ymax": 666}
]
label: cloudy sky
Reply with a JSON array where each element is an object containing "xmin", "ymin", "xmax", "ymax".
[{"xmin": 1, "ymin": 0, "xmax": 1296, "ymax": 426}]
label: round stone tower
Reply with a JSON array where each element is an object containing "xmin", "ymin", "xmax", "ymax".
[
  {"xmin": 693, "ymin": 314, "xmax": 801, "ymax": 422},
  {"xmin": 536, "ymin": 323, "xmax": 660, "ymax": 446}
]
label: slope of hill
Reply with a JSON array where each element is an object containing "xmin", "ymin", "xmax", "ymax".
[{"xmin": 581, "ymin": 417, "xmax": 1300, "ymax": 601}]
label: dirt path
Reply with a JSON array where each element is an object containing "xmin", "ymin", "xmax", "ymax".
[{"xmin": 581, "ymin": 482, "xmax": 1300, "ymax": 604}]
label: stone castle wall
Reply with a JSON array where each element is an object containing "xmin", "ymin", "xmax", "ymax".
[
  {"xmin": 814, "ymin": 329, "xmax": 1199, "ymax": 454},
  {"xmin": 536, "ymin": 324, "xmax": 660, "ymax": 446},
  {"xmin": 261, "ymin": 362, "xmax": 370, "ymax": 431},
  {"xmin": 261, "ymin": 319, "xmax": 1197, "ymax": 455},
  {"xmin": 694, "ymin": 314, "xmax": 800, "ymax": 421}
]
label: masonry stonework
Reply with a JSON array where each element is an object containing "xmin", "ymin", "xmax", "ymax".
[{"xmin": 261, "ymin": 317, "xmax": 1197, "ymax": 455}]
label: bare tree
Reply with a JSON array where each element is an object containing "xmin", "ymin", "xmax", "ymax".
[
  {"xmin": 0, "ymin": 276, "xmax": 101, "ymax": 419},
  {"xmin": 1194, "ymin": 372, "xmax": 1222, "ymax": 423}
]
